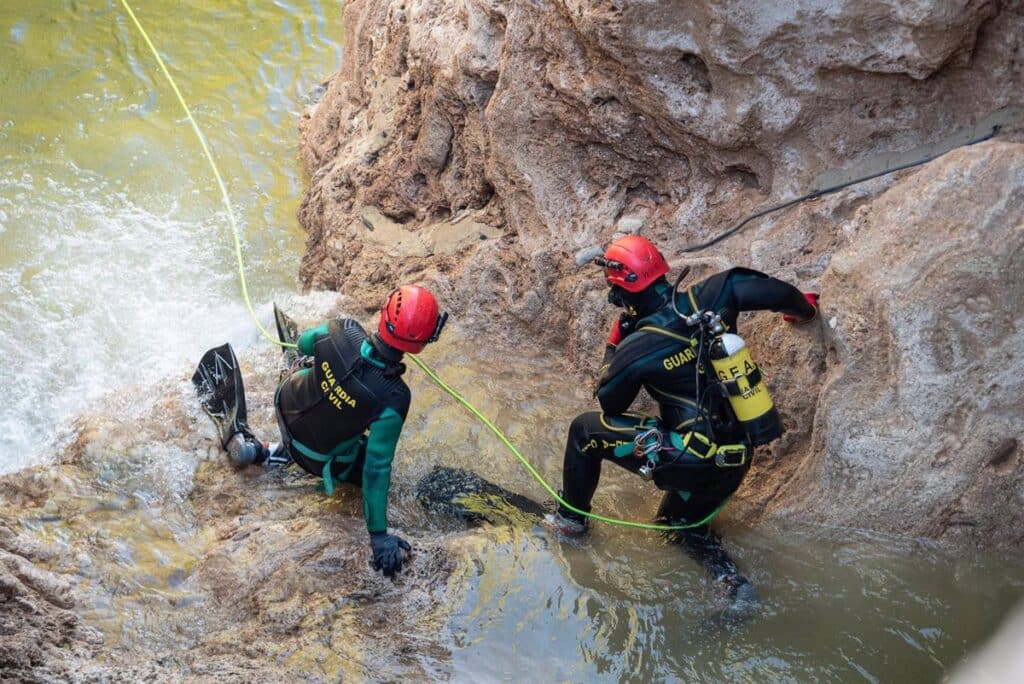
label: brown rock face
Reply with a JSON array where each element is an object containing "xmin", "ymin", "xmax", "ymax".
[
  {"xmin": 798, "ymin": 141, "xmax": 1024, "ymax": 546},
  {"xmin": 297, "ymin": 0, "xmax": 1024, "ymax": 544},
  {"xmin": 0, "ymin": 523, "xmax": 92, "ymax": 680}
]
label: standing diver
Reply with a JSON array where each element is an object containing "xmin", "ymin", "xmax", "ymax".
[
  {"xmin": 195, "ymin": 285, "xmax": 447, "ymax": 577},
  {"xmin": 548, "ymin": 235, "xmax": 818, "ymax": 601}
]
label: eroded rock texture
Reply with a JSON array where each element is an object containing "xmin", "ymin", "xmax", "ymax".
[
  {"xmin": 0, "ymin": 524, "xmax": 97, "ymax": 681},
  {"xmin": 297, "ymin": 0, "xmax": 1023, "ymax": 545},
  {"xmin": 802, "ymin": 141, "xmax": 1024, "ymax": 545}
]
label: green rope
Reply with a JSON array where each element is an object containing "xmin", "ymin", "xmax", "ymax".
[
  {"xmin": 408, "ymin": 355, "xmax": 721, "ymax": 531},
  {"xmin": 120, "ymin": 0, "xmax": 717, "ymax": 532},
  {"xmin": 118, "ymin": 0, "xmax": 295, "ymax": 349}
]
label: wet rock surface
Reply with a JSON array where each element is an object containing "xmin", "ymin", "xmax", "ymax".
[
  {"xmin": 797, "ymin": 141, "xmax": 1024, "ymax": 546},
  {"xmin": 0, "ymin": 522, "xmax": 100, "ymax": 682},
  {"xmin": 0, "ymin": 314, "xmax": 461, "ymax": 681},
  {"xmin": 297, "ymin": 0, "xmax": 1024, "ymax": 546}
]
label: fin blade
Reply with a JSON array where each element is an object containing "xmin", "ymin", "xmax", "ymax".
[{"xmin": 192, "ymin": 343, "xmax": 251, "ymax": 447}]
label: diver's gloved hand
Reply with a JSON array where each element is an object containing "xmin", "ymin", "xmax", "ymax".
[
  {"xmin": 369, "ymin": 532, "xmax": 411, "ymax": 577},
  {"xmin": 607, "ymin": 313, "xmax": 638, "ymax": 346},
  {"xmin": 783, "ymin": 292, "xmax": 819, "ymax": 324}
]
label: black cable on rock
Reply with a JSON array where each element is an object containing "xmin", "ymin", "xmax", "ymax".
[{"xmin": 683, "ymin": 125, "xmax": 1001, "ymax": 253}]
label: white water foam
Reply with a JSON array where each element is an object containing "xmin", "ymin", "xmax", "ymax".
[{"xmin": 0, "ymin": 166, "xmax": 266, "ymax": 474}]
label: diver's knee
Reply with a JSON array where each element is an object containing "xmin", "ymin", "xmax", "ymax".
[{"xmin": 568, "ymin": 412, "xmax": 593, "ymax": 438}]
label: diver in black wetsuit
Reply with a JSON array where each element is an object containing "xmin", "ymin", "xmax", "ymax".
[
  {"xmin": 233, "ymin": 285, "xmax": 447, "ymax": 576},
  {"xmin": 552, "ymin": 235, "xmax": 818, "ymax": 599}
]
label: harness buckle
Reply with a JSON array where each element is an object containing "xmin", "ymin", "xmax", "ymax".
[
  {"xmin": 714, "ymin": 444, "xmax": 748, "ymax": 468},
  {"xmin": 681, "ymin": 431, "xmax": 716, "ymax": 460}
]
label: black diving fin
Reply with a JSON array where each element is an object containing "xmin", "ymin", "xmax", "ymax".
[
  {"xmin": 192, "ymin": 343, "xmax": 255, "ymax": 449},
  {"xmin": 273, "ymin": 302, "xmax": 304, "ymax": 380}
]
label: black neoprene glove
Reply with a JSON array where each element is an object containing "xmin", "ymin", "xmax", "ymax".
[{"xmin": 369, "ymin": 532, "xmax": 411, "ymax": 576}]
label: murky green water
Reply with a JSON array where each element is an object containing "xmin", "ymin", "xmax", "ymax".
[
  {"xmin": 0, "ymin": 0, "xmax": 340, "ymax": 471},
  {"xmin": 2, "ymin": 2, "xmax": 1022, "ymax": 682}
]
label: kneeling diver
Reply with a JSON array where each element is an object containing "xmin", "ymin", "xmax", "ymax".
[
  {"xmin": 550, "ymin": 235, "xmax": 818, "ymax": 601},
  {"xmin": 195, "ymin": 285, "xmax": 447, "ymax": 576}
]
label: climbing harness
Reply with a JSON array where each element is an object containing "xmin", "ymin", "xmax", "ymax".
[{"xmin": 608, "ymin": 416, "xmax": 750, "ymax": 490}]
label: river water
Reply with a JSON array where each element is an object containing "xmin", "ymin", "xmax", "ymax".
[
  {"xmin": 1, "ymin": 2, "xmax": 1022, "ymax": 682},
  {"xmin": 0, "ymin": 0, "xmax": 335, "ymax": 472}
]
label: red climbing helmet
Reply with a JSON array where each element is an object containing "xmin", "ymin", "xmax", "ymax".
[
  {"xmin": 377, "ymin": 285, "xmax": 447, "ymax": 354},
  {"xmin": 599, "ymin": 235, "xmax": 669, "ymax": 293}
]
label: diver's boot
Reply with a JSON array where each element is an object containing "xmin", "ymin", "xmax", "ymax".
[
  {"xmin": 543, "ymin": 508, "xmax": 589, "ymax": 536},
  {"xmin": 227, "ymin": 433, "xmax": 291, "ymax": 468},
  {"xmin": 262, "ymin": 442, "xmax": 292, "ymax": 468}
]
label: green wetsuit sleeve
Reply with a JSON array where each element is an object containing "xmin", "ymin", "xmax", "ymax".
[
  {"xmin": 297, "ymin": 323, "xmax": 329, "ymax": 356},
  {"xmin": 362, "ymin": 406, "xmax": 404, "ymax": 534}
]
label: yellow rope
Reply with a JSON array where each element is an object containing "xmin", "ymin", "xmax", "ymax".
[
  {"xmin": 118, "ymin": 0, "xmax": 295, "ymax": 349},
  {"xmin": 119, "ymin": 0, "xmax": 714, "ymax": 531}
]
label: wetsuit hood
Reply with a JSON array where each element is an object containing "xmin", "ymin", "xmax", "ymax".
[
  {"xmin": 609, "ymin": 277, "xmax": 672, "ymax": 318},
  {"xmin": 369, "ymin": 333, "xmax": 407, "ymax": 377}
]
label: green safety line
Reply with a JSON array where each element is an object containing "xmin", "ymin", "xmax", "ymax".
[
  {"xmin": 118, "ymin": 0, "xmax": 295, "ymax": 350},
  {"xmin": 408, "ymin": 355, "xmax": 720, "ymax": 532},
  {"xmin": 119, "ymin": 1, "xmax": 713, "ymax": 531}
]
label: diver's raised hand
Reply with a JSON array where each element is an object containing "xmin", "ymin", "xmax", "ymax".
[
  {"xmin": 782, "ymin": 292, "xmax": 819, "ymax": 324},
  {"xmin": 369, "ymin": 532, "xmax": 411, "ymax": 577}
]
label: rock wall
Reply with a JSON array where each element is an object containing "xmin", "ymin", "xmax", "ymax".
[
  {"xmin": 755, "ymin": 140, "xmax": 1024, "ymax": 546},
  {"xmin": 296, "ymin": 0, "xmax": 1024, "ymax": 545}
]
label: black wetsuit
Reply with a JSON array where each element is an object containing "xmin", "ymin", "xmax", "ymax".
[
  {"xmin": 561, "ymin": 268, "xmax": 815, "ymax": 582},
  {"xmin": 275, "ymin": 319, "xmax": 410, "ymax": 535}
]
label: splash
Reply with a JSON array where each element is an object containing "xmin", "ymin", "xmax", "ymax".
[{"xmin": 0, "ymin": 168, "xmax": 260, "ymax": 473}]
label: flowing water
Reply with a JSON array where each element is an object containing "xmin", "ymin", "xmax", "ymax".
[
  {"xmin": 0, "ymin": 0, "xmax": 338, "ymax": 472},
  {"xmin": 1, "ymin": 2, "xmax": 1022, "ymax": 682}
]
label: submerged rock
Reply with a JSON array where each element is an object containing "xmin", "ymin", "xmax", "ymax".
[{"xmin": 416, "ymin": 465, "xmax": 548, "ymax": 524}]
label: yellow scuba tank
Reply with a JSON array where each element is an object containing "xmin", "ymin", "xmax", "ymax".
[{"xmin": 708, "ymin": 333, "xmax": 783, "ymax": 446}]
